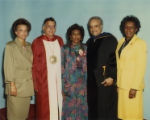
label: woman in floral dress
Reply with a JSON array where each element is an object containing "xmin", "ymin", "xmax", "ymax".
[{"xmin": 61, "ymin": 24, "xmax": 88, "ymax": 120}]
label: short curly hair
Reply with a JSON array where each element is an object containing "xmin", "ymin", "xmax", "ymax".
[
  {"xmin": 120, "ymin": 15, "xmax": 141, "ymax": 37},
  {"xmin": 66, "ymin": 24, "xmax": 84, "ymax": 45},
  {"xmin": 12, "ymin": 18, "xmax": 31, "ymax": 37}
]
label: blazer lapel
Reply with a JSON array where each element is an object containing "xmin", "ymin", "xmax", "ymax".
[
  {"xmin": 117, "ymin": 35, "xmax": 137, "ymax": 60},
  {"xmin": 116, "ymin": 38, "xmax": 125, "ymax": 60},
  {"xmin": 15, "ymin": 38, "xmax": 32, "ymax": 64}
]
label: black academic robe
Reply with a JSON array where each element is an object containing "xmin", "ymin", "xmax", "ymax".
[{"xmin": 87, "ymin": 33, "xmax": 118, "ymax": 120}]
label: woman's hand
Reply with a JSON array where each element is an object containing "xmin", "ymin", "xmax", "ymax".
[
  {"xmin": 10, "ymin": 82, "xmax": 17, "ymax": 96},
  {"xmin": 129, "ymin": 89, "xmax": 137, "ymax": 99},
  {"xmin": 101, "ymin": 77, "xmax": 113, "ymax": 87}
]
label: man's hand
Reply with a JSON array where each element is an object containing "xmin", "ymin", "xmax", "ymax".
[
  {"xmin": 129, "ymin": 89, "xmax": 137, "ymax": 99},
  {"xmin": 10, "ymin": 82, "xmax": 17, "ymax": 96},
  {"xmin": 101, "ymin": 77, "xmax": 114, "ymax": 87}
]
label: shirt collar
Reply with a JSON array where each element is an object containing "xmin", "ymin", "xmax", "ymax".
[
  {"xmin": 91, "ymin": 32, "xmax": 108, "ymax": 39},
  {"xmin": 42, "ymin": 34, "xmax": 56, "ymax": 41}
]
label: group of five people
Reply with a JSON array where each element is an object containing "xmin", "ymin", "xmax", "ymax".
[{"xmin": 4, "ymin": 15, "xmax": 147, "ymax": 120}]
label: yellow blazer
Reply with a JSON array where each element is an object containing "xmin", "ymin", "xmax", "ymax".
[
  {"xmin": 4, "ymin": 38, "xmax": 34, "ymax": 97},
  {"xmin": 116, "ymin": 35, "xmax": 147, "ymax": 90}
]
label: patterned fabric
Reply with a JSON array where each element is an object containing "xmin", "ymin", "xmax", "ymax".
[{"xmin": 61, "ymin": 44, "xmax": 88, "ymax": 120}]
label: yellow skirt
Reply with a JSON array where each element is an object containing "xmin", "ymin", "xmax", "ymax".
[{"xmin": 118, "ymin": 88, "xmax": 143, "ymax": 120}]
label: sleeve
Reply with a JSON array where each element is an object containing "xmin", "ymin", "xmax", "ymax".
[
  {"xmin": 61, "ymin": 47, "xmax": 66, "ymax": 96},
  {"xmin": 96, "ymin": 36, "xmax": 118, "ymax": 84},
  {"xmin": 61, "ymin": 47, "xmax": 72, "ymax": 97},
  {"xmin": 83, "ymin": 46, "xmax": 88, "ymax": 96},
  {"xmin": 60, "ymin": 37, "xmax": 64, "ymax": 47},
  {"xmin": 132, "ymin": 41, "xmax": 147, "ymax": 90},
  {"xmin": 31, "ymin": 40, "xmax": 38, "ymax": 91},
  {"xmin": 57, "ymin": 36, "xmax": 64, "ymax": 47},
  {"xmin": 4, "ymin": 45, "xmax": 15, "ymax": 83},
  {"xmin": 106, "ymin": 37, "xmax": 118, "ymax": 84},
  {"xmin": 86, "ymin": 39, "xmax": 90, "ymax": 45}
]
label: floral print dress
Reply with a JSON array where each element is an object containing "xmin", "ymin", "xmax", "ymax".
[{"xmin": 61, "ymin": 44, "xmax": 88, "ymax": 120}]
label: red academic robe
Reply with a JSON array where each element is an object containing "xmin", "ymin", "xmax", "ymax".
[{"xmin": 32, "ymin": 35, "xmax": 64, "ymax": 120}]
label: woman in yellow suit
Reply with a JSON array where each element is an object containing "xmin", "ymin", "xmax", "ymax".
[{"xmin": 116, "ymin": 16, "xmax": 147, "ymax": 120}]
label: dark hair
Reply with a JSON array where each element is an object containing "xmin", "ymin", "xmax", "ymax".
[
  {"xmin": 43, "ymin": 17, "xmax": 56, "ymax": 26},
  {"xmin": 12, "ymin": 18, "xmax": 31, "ymax": 37},
  {"xmin": 66, "ymin": 24, "xmax": 84, "ymax": 45},
  {"xmin": 120, "ymin": 15, "xmax": 141, "ymax": 37}
]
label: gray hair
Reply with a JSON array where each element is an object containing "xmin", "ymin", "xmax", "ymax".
[{"xmin": 88, "ymin": 16, "xmax": 103, "ymax": 27}]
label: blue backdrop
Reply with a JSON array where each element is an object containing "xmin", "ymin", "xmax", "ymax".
[{"xmin": 0, "ymin": 0, "xmax": 150, "ymax": 119}]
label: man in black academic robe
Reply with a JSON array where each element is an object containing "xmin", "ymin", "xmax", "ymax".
[{"xmin": 87, "ymin": 16, "xmax": 118, "ymax": 120}]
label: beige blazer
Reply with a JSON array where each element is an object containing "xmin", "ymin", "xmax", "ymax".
[
  {"xmin": 4, "ymin": 38, "xmax": 34, "ymax": 97},
  {"xmin": 116, "ymin": 35, "xmax": 147, "ymax": 90}
]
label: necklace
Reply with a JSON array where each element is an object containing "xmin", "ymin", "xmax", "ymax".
[
  {"xmin": 50, "ymin": 55, "xmax": 57, "ymax": 64},
  {"xmin": 49, "ymin": 41, "xmax": 57, "ymax": 64}
]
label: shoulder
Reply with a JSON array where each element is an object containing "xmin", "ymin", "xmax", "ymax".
[
  {"xmin": 100, "ymin": 33, "xmax": 118, "ymax": 47},
  {"xmin": 5, "ymin": 41, "xmax": 16, "ymax": 53},
  {"xmin": 81, "ymin": 43, "xmax": 87, "ymax": 49},
  {"xmin": 134, "ymin": 36, "xmax": 147, "ymax": 48},
  {"xmin": 55, "ymin": 35, "xmax": 64, "ymax": 46},
  {"xmin": 86, "ymin": 38, "xmax": 92, "ymax": 45},
  {"xmin": 32, "ymin": 35, "xmax": 43, "ymax": 47},
  {"xmin": 61, "ymin": 45, "xmax": 70, "ymax": 54},
  {"xmin": 34, "ymin": 35, "xmax": 43, "ymax": 40},
  {"xmin": 62, "ymin": 44, "xmax": 69, "ymax": 49},
  {"xmin": 32, "ymin": 35, "xmax": 43, "ymax": 43},
  {"xmin": 26, "ymin": 41, "xmax": 31, "ymax": 46},
  {"xmin": 6, "ymin": 41, "xmax": 16, "ymax": 48},
  {"xmin": 55, "ymin": 35, "xmax": 63, "ymax": 40},
  {"xmin": 103, "ymin": 33, "xmax": 117, "ymax": 43},
  {"xmin": 118, "ymin": 37, "xmax": 125, "ymax": 44}
]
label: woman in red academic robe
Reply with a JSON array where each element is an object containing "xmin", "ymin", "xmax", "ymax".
[{"xmin": 32, "ymin": 17, "xmax": 64, "ymax": 120}]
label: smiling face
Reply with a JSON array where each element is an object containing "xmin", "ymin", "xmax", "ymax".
[
  {"xmin": 89, "ymin": 19, "xmax": 102, "ymax": 37},
  {"xmin": 70, "ymin": 29, "xmax": 82, "ymax": 45},
  {"xmin": 124, "ymin": 21, "xmax": 137, "ymax": 40},
  {"xmin": 15, "ymin": 24, "xmax": 29, "ymax": 40},
  {"xmin": 43, "ymin": 21, "xmax": 56, "ymax": 38}
]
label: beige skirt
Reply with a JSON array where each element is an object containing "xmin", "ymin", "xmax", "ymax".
[{"xmin": 7, "ymin": 96, "xmax": 31, "ymax": 120}]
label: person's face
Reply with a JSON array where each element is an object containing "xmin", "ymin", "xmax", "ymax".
[
  {"xmin": 124, "ymin": 21, "xmax": 137, "ymax": 40},
  {"xmin": 70, "ymin": 29, "xmax": 82, "ymax": 45},
  {"xmin": 43, "ymin": 21, "xmax": 56, "ymax": 38},
  {"xmin": 15, "ymin": 25, "xmax": 28, "ymax": 40},
  {"xmin": 89, "ymin": 19, "xmax": 102, "ymax": 36}
]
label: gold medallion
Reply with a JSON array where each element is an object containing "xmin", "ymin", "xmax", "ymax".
[{"xmin": 50, "ymin": 55, "xmax": 57, "ymax": 64}]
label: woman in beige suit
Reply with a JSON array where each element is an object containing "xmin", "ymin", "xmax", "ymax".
[
  {"xmin": 4, "ymin": 18, "xmax": 34, "ymax": 120},
  {"xmin": 116, "ymin": 16, "xmax": 147, "ymax": 120}
]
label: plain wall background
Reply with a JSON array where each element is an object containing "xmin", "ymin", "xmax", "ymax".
[{"xmin": 0, "ymin": 0, "xmax": 150, "ymax": 118}]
